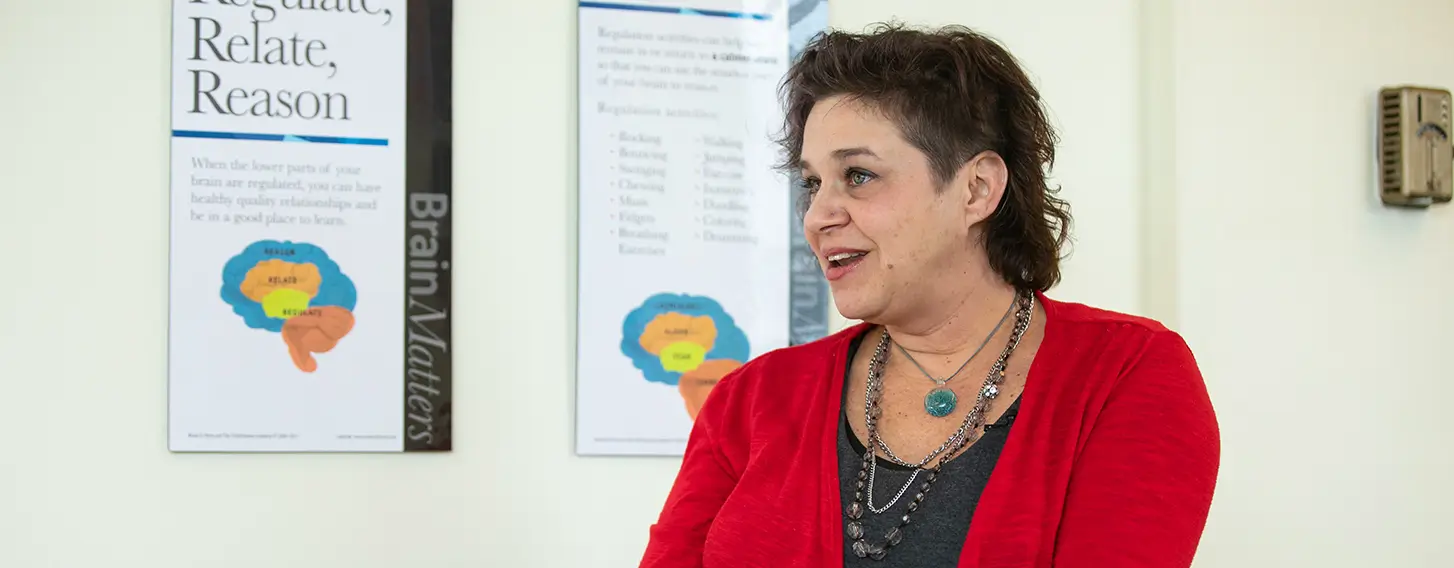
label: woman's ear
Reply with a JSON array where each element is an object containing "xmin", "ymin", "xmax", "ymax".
[{"xmin": 965, "ymin": 150, "xmax": 1008, "ymax": 220}]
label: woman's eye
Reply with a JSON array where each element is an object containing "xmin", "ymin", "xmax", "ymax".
[
  {"xmin": 795, "ymin": 178, "xmax": 818, "ymax": 216},
  {"xmin": 847, "ymin": 170, "xmax": 873, "ymax": 185}
]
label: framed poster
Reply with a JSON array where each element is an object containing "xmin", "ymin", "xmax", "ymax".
[
  {"xmin": 167, "ymin": 0, "xmax": 453, "ymax": 452},
  {"xmin": 574, "ymin": 0, "xmax": 830, "ymax": 456}
]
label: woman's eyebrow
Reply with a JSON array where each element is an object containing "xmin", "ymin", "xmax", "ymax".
[{"xmin": 799, "ymin": 146, "xmax": 880, "ymax": 169}]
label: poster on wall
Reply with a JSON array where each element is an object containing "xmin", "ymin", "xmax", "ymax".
[
  {"xmin": 575, "ymin": 0, "xmax": 831, "ymax": 456},
  {"xmin": 167, "ymin": 0, "xmax": 453, "ymax": 452}
]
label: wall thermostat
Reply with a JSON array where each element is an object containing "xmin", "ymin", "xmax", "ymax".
[{"xmin": 1379, "ymin": 85, "xmax": 1453, "ymax": 207}]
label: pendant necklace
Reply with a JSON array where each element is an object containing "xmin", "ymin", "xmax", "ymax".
[
  {"xmin": 846, "ymin": 290, "xmax": 1034, "ymax": 560},
  {"xmin": 892, "ymin": 295, "xmax": 1016, "ymax": 418}
]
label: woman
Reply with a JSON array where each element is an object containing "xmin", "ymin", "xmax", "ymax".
[{"xmin": 640, "ymin": 23, "xmax": 1219, "ymax": 567}]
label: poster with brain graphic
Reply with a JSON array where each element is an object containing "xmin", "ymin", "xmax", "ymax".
[
  {"xmin": 573, "ymin": 0, "xmax": 830, "ymax": 456},
  {"xmin": 167, "ymin": 0, "xmax": 453, "ymax": 452}
]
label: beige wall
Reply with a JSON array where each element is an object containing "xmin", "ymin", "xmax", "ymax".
[{"xmin": 1166, "ymin": 0, "xmax": 1454, "ymax": 565}]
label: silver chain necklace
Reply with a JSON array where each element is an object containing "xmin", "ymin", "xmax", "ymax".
[
  {"xmin": 893, "ymin": 295, "xmax": 1016, "ymax": 418},
  {"xmin": 845, "ymin": 290, "xmax": 1034, "ymax": 561},
  {"xmin": 874, "ymin": 295, "xmax": 1031, "ymax": 468}
]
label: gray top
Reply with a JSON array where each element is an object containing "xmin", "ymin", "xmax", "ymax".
[{"xmin": 839, "ymin": 332, "xmax": 1019, "ymax": 567}]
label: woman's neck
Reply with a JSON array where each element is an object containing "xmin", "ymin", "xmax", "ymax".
[{"xmin": 882, "ymin": 278, "xmax": 1020, "ymax": 358}]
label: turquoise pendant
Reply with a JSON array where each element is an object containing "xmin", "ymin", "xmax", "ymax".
[{"xmin": 924, "ymin": 387, "xmax": 957, "ymax": 418}]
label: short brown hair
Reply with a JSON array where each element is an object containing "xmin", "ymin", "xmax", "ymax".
[{"xmin": 778, "ymin": 23, "xmax": 1072, "ymax": 292}]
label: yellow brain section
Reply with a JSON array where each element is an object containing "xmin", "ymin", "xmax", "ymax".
[
  {"xmin": 639, "ymin": 313, "xmax": 718, "ymax": 373},
  {"xmin": 240, "ymin": 259, "xmax": 322, "ymax": 304},
  {"xmin": 262, "ymin": 288, "xmax": 312, "ymax": 319},
  {"xmin": 659, "ymin": 342, "xmax": 708, "ymax": 372}
]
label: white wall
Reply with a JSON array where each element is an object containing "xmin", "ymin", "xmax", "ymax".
[
  {"xmin": 3, "ymin": 0, "xmax": 1450, "ymax": 567},
  {"xmin": 1165, "ymin": 0, "xmax": 1454, "ymax": 565}
]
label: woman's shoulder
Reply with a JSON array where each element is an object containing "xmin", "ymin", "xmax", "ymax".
[
  {"xmin": 1039, "ymin": 293, "xmax": 1191, "ymax": 356},
  {"xmin": 1035, "ymin": 293, "xmax": 1207, "ymax": 403},
  {"xmin": 712, "ymin": 324, "xmax": 863, "ymax": 394},
  {"xmin": 1041, "ymin": 293, "xmax": 1173, "ymax": 334},
  {"xmin": 695, "ymin": 324, "xmax": 865, "ymax": 426}
]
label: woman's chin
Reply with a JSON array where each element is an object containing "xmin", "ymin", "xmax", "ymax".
[{"xmin": 828, "ymin": 290, "xmax": 878, "ymax": 323}]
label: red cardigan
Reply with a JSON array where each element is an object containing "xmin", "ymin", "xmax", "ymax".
[{"xmin": 639, "ymin": 293, "xmax": 1220, "ymax": 567}]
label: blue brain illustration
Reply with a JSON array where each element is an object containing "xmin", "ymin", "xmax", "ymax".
[
  {"xmin": 220, "ymin": 240, "xmax": 357, "ymax": 333},
  {"xmin": 620, "ymin": 293, "xmax": 750, "ymax": 386}
]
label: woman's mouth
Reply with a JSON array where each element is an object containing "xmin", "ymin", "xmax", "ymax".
[{"xmin": 824, "ymin": 250, "xmax": 868, "ymax": 281}]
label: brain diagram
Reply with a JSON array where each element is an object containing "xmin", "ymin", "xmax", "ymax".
[
  {"xmin": 220, "ymin": 240, "xmax": 357, "ymax": 373},
  {"xmin": 621, "ymin": 293, "xmax": 749, "ymax": 420}
]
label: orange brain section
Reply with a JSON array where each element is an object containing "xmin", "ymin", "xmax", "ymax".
[
  {"xmin": 281, "ymin": 306, "xmax": 356, "ymax": 373},
  {"xmin": 638, "ymin": 312, "xmax": 718, "ymax": 355},
  {"xmin": 678, "ymin": 358, "xmax": 743, "ymax": 420},
  {"xmin": 240, "ymin": 259, "xmax": 323, "ymax": 302}
]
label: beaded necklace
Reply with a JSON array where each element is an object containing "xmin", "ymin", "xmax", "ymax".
[{"xmin": 844, "ymin": 290, "xmax": 1034, "ymax": 561}]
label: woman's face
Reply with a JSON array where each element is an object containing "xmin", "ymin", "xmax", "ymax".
[{"xmin": 799, "ymin": 95, "xmax": 1001, "ymax": 324}]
